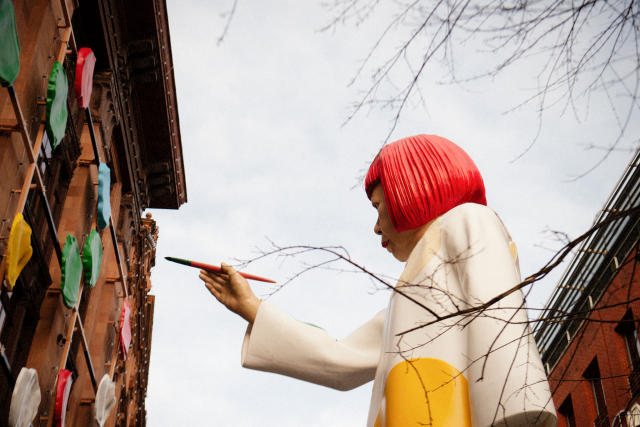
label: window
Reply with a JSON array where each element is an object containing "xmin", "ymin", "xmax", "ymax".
[
  {"xmin": 584, "ymin": 358, "xmax": 608, "ymax": 420},
  {"xmin": 616, "ymin": 310, "xmax": 640, "ymax": 371},
  {"xmin": 559, "ymin": 395, "xmax": 577, "ymax": 427}
]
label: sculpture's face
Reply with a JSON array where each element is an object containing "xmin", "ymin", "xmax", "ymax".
[{"xmin": 370, "ymin": 184, "xmax": 426, "ymax": 262}]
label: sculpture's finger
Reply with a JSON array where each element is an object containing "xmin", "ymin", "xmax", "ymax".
[
  {"xmin": 220, "ymin": 262, "xmax": 238, "ymax": 277},
  {"xmin": 201, "ymin": 270, "xmax": 229, "ymax": 285}
]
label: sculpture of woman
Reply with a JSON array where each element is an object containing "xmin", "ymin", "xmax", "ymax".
[{"xmin": 200, "ymin": 134, "xmax": 557, "ymax": 426}]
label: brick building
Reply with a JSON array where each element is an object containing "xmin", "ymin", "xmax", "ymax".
[
  {"xmin": 535, "ymin": 150, "xmax": 640, "ymax": 427},
  {"xmin": 0, "ymin": 0, "xmax": 185, "ymax": 425}
]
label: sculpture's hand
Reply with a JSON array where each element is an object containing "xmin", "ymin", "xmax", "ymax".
[{"xmin": 199, "ymin": 263, "xmax": 261, "ymax": 323}]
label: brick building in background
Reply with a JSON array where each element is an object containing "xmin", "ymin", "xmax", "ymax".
[
  {"xmin": 535, "ymin": 150, "xmax": 640, "ymax": 427},
  {"xmin": 0, "ymin": 0, "xmax": 185, "ymax": 425}
]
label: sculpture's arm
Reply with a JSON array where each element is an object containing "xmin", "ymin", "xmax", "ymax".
[{"xmin": 241, "ymin": 301, "xmax": 385, "ymax": 391}]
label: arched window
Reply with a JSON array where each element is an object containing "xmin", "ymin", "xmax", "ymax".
[{"xmin": 627, "ymin": 403, "xmax": 640, "ymax": 427}]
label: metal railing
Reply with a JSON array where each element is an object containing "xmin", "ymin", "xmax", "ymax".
[{"xmin": 534, "ymin": 148, "xmax": 640, "ymax": 372}]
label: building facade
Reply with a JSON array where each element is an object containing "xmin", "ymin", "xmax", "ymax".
[
  {"xmin": 0, "ymin": 0, "xmax": 185, "ymax": 425},
  {"xmin": 535, "ymin": 150, "xmax": 640, "ymax": 427}
]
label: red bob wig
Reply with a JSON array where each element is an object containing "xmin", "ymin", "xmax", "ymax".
[{"xmin": 365, "ymin": 134, "xmax": 487, "ymax": 232}]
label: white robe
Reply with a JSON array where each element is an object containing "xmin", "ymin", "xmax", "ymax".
[{"xmin": 242, "ymin": 203, "xmax": 557, "ymax": 426}]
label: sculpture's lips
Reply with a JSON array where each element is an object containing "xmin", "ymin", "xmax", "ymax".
[{"xmin": 382, "ymin": 240, "xmax": 388, "ymax": 248}]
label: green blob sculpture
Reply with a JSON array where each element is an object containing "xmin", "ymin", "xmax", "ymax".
[
  {"xmin": 45, "ymin": 61, "xmax": 68, "ymax": 150},
  {"xmin": 82, "ymin": 229, "xmax": 103, "ymax": 288},
  {"xmin": 61, "ymin": 234, "xmax": 82, "ymax": 309},
  {"xmin": 0, "ymin": 0, "xmax": 20, "ymax": 86}
]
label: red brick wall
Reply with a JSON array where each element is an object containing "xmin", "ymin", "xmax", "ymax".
[{"xmin": 549, "ymin": 249, "xmax": 640, "ymax": 426}]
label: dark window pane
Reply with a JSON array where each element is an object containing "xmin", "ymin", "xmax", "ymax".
[
  {"xmin": 559, "ymin": 395, "xmax": 576, "ymax": 427},
  {"xmin": 584, "ymin": 358, "xmax": 608, "ymax": 418}
]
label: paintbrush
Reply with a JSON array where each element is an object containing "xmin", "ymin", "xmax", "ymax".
[{"xmin": 165, "ymin": 256, "xmax": 276, "ymax": 283}]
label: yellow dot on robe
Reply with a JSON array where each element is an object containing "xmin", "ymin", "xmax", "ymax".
[
  {"xmin": 375, "ymin": 358, "xmax": 471, "ymax": 427},
  {"xmin": 509, "ymin": 241, "xmax": 518, "ymax": 262}
]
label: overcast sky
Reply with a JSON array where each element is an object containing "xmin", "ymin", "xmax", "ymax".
[{"xmin": 144, "ymin": 2, "xmax": 638, "ymax": 425}]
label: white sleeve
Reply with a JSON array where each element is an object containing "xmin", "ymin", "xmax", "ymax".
[{"xmin": 241, "ymin": 301, "xmax": 385, "ymax": 391}]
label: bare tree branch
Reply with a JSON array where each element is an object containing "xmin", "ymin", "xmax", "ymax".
[
  {"xmin": 217, "ymin": 0, "xmax": 239, "ymax": 46},
  {"xmin": 324, "ymin": 0, "xmax": 640, "ymax": 159}
]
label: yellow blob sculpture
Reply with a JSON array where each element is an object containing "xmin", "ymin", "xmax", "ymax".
[{"xmin": 5, "ymin": 213, "xmax": 33, "ymax": 290}]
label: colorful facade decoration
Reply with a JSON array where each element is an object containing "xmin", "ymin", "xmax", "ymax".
[
  {"xmin": 95, "ymin": 374, "xmax": 116, "ymax": 427},
  {"xmin": 0, "ymin": 0, "xmax": 185, "ymax": 424},
  {"xmin": 60, "ymin": 234, "xmax": 82, "ymax": 309},
  {"xmin": 4, "ymin": 213, "xmax": 33, "ymax": 291},
  {"xmin": 119, "ymin": 299, "xmax": 132, "ymax": 360},
  {"xmin": 0, "ymin": 0, "xmax": 20, "ymax": 86},
  {"xmin": 45, "ymin": 61, "xmax": 68, "ymax": 150},
  {"xmin": 74, "ymin": 48, "xmax": 96, "ymax": 109},
  {"xmin": 54, "ymin": 369, "xmax": 73, "ymax": 427},
  {"xmin": 8, "ymin": 368, "xmax": 40, "ymax": 427},
  {"xmin": 97, "ymin": 163, "xmax": 111, "ymax": 230},
  {"xmin": 82, "ymin": 229, "xmax": 103, "ymax": 287}
]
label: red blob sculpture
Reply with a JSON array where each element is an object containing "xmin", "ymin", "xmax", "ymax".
[
  {"xmin": 74, "ymin": 47, "xmax": 96, "ymax": 109},
  {"xmin": 365, "ymin": 134, "xmax": 486, "ymax": 232},
  {"xmin": 54, "ymin": 369, "xmax": 73, "ymax": 427}
]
